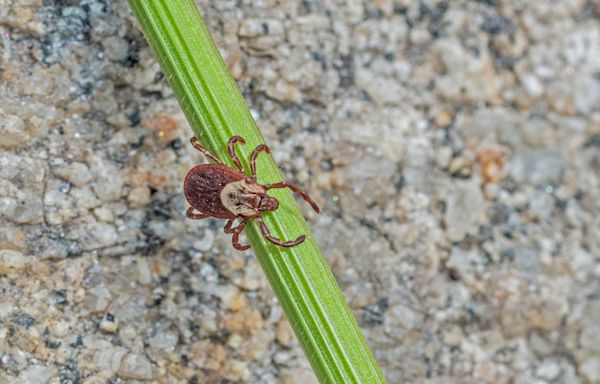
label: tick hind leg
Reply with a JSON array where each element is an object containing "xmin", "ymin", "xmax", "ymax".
[
  {"xmin": 257, "ymin": 217, "xmax": 306, "ymax": 248},
  {"xmin": 186, "ymin": 207, "xmax": 209, "ymax": 220},
  {"xmin": 224, "ymin": 219, "xmax": 235, "ymax": 234},
  {"xmin": 250, "ymin": 144, "xmax": 270, "ymax": 179},
  {"xmin": 190, "ymin": 137, "xmax": 222, "ymax": 164},
  {"xmin": 264, "ymin": 182, "xmax": 321, "ymax": 213},
  {"xmin": 227, "ymin": 136, "xmax": 245, "ymax": 172},
  {"xmin": 230, "ymin": 219, "xmax": 250, "ymax": 251}
]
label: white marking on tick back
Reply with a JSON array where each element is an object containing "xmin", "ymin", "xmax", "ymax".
[{"xmin": 220, "ymin": 179, "xmax": 265, "ymax": 217}]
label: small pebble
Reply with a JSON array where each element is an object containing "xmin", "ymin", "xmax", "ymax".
[
  {"xmin": 448, "ymin": 156, "xmax": 473, "ymax": 178},
  {"xmin": 99, "ymin": 313, "xmax": 119, "ymax": 333},
  {"xmin": 436, "ymin": 146, "xmax": 454, "ymax": 169},
  {"xmin": 127, "ymin": 186, "xmax": 151, "ymax": 207},
  {"xmin": 535, "ymin": 360, "xmax": 561, "ymax": 381},
  {"xmin": 93, "ymin": 206, "xmax": 114, "ymax": 222}
]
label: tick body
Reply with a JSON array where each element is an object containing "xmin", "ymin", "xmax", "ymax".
[{"xmin": 184, "ymin": 136, "xmax": 320, "ymax": 250}]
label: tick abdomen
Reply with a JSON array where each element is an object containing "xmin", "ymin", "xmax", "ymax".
[{"xmin": 183, "ymin": 164, "xmax": 243, "ymax": 218}]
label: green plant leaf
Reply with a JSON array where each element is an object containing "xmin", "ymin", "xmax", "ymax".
[{"xmin": 128, "ymin": 1, "xmax": 386, "ymax": 382}]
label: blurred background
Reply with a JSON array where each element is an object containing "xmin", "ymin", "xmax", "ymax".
[{"xmin": 1, "ymin": 1, "xmax": 599, "ymax": 383}]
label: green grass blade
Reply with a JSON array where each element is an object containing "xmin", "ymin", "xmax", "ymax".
[{"xmin": 127, "ymin": 1, "xmax": 386, "ymax": 382}]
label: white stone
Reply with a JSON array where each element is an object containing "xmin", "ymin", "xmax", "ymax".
[
  {"xmin": 119, "ymin": 353, "xmax": 153, "ymax": 380},
  {"xmin": 68, "ymin": 220, "xmax": 118, "ymax": 250},
  {"xmin": 93, "ymin": 342, "xmax": 128, "ymax": 372},
  {"xmin": 17, "ymin": 365, "xmax": 56, "ymax": 384},
  {"xmin": 0, "ymin": 249, "xmax": 27, "ymax": 275},
  {"xmin": 99, "ymin": 313, "xmax": 119, "ymax": 333},
  {"xmin": 445, "ymin": 181, "xmax": 486, "ymax": 242},
  {"xmin": 0, "ymin": 114, "xmax": 29, "ymax": 148},
  {"xmin": 580, "ymin": 357, "xmax": 600, "ymax": 383},
  {"xmin": 149, "ymin": 331, "xmax": 178, "ymax": 350},
  {"xmin": 102, "ymin": 36, "xmax": 129, "ymax": 62},
  {"xmin": 53, "ymin": 162, "xmax": 91, "ymax": 187},
  {"xmin": 536, "ymin": 360, "xmax": 561, "ymax": 381},
  {"xmin": 127, "ymin": 186, "xmax": 150, "ymax": 207},
  {"xmin": 93, "ymin": 206, "xmax": 114, "ymax": 222}
]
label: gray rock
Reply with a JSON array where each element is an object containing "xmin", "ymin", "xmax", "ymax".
[
  {"xmin": 148, "ymin": 331, "xmax": 178, "ymax": 350},
  {"xmin": 433, "ymin": 38, "xmax": 501, "ymax": 103},
  {"xmin": 92, "ymin": 342, "xmax": 128, "ymax": 372},
  {"xmin": 89, "ymin": 156, "xmax": 124, "ymax": 203},
  {"xmin": 52, "ymin": 162, "xmax": 91, "ymax": 187},
  {"xmin": 445, "ymin": 181, "xmax": 486, "ymax": 242},
  {"xmin": 118, "ymin": 353, "xmax": 153, "ymax": 380},
  {"xmin": 560, "ymin": 362, "xmax": 582, "ymax": 384},
  {"xmin": 446, "ymin": 247, "xmax": 481, "ymax": 278},
  {"xmin": 238, "ymin": 19, "xmax": 284, "ymax": 38},
  {"xmin": 0, "ymin": 114, "xmax": 28, "ymax": 148},
  {"xmin": 580, "ymin": 357, "xmax": 600, "ymax": 384},
  {"xmin": 0, "ymin": 152, "xmax": 45, "ymax": 224},
  {"xmin": 536, "ymin": 359, "xmax": 561, "ymax": 381},
  {"xmin": 86, "ymin": 284, "xmax": 112, "ymax": 313},
  {"xmin": 67, "ymin": 219, "xmax": 118, "ymax": 250},
  {"xmin": 16, "ymin": 365, "xmax": 56, "ymax": 384},
  {"xmin": 101, "ymin": 36, "xmax": 130, "ymax": 62},
  {"xmin": 574, "ymin": 71, "xmax": 600, "ymax": 114},
  {"xmin": 528, "ymin": 190, "xmax": 555, "ymax": 221},
  {"xmin": 0, "ymin": 250, "xmax": 28, "ymax": 275},
  {"xmin": 579, "ymin": 302, "xmax": 600, "ymax": 353},
  {"xmin": 1, "ymin": 191, "xmax": 44, "ymax": 224},
  {"xmin": 460, "ymin": 108, "xmax": 554, "ymax": 150},
  {"xmin": 509, "ymin": 150, "xmax": 568, "ymax": 186},
  {"xmin": 336, "ymin": 152, "xmax": 398, "ymax": 217},
  {"xmin": 436, "ymin": 146, "xmax": 453, "ymax": 169}
]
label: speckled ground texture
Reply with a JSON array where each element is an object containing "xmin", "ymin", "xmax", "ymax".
[{"xmin": 1, "ymin": 0, "xmax": 600, "ymax": 383}]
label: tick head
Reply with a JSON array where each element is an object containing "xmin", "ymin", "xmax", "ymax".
[{"xmin": 258, "ymin": 196, "xmax": 279, "ymax": 212}]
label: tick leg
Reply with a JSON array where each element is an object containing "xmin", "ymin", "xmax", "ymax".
[
  {"xmin": 264, "ymin": 182, "xmax": 321, "ymax": 213},
  {"xmin": 250, "ymin": 144, "xmax": 270, "ymax": 179},
  {"xmin": 190, "ymin": 137, "xmax": 222, "ymax": 164},
  {"xmin": 227, "ymin": 136, "xmax": 245, "ymax": 172},
  {"xmin": 224, "ymin": 219, "xmax": 240, "ymax": 234},
  {"xmin": 231, "ymin": 219, "xmax": 250, "ymax": 251},
  {"xmin": 257, "ymin": 217, "xmax": 306, "ymax": 248},
  {"xmin": 186, "ymin": 207, "xmax": 209, "ymax": 220}
]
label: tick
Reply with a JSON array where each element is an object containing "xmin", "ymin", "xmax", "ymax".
[{"xmin": 184, "ymin": 136, "xmax": 320, "ymax": 250}]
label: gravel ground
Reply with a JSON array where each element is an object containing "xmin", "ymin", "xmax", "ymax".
[{"xmin": 1, "ymin": 0, "xmax": 600, "ymax": 383}]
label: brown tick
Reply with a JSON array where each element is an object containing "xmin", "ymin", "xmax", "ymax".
[{"xmin": 184, "ymin": 136, "xmax": 320, "ymax": 250}]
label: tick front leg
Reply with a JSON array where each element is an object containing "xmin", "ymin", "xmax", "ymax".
[
  {"xmin": 186, "ymin": 207, "xmax": 209, "ymax": 220},
  {"xmin": 231, "ymin": 219, "xmax": 250, "ymax": 250},
  {"xmin": 190, "ymin": 137, "xmax": 222, "ymax": 164},
  {"xmin": 250, "ymin": 144, "xmax": 270, "ymax": 179},
  {"xmin": 257, "ymin": 217, "xmax": 306, "ymax": 248},
  {"xmin": 227, "ymin": 136, "xmax": 245, "ymax": 172},
  {"xmin": 264, "ymin": 182, "xmax": 321, "ymax": 213}
]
